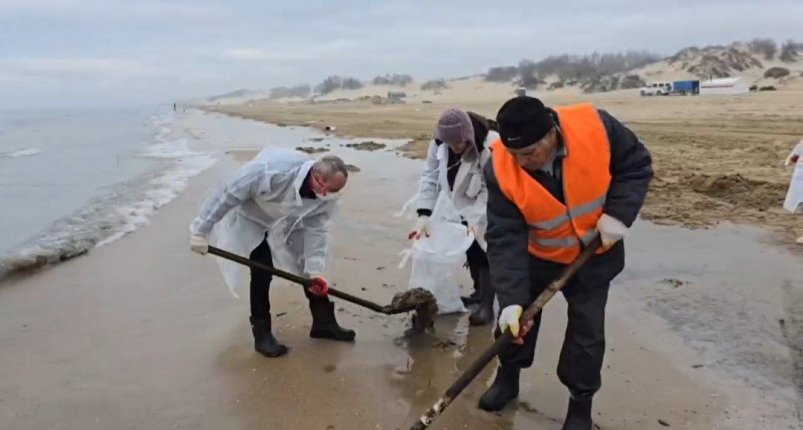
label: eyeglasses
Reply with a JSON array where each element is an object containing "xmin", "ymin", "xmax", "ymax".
[{"xmin": 313, "ymin": 172, "xmax": 342, "ymax": 193}]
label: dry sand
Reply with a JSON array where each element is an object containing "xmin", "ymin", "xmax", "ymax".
[
  {"xmin": 0, "ymin": 110, "xmax": 800, "ymax": 429},
  {"xmin": 210, "ymin": 81, "xmax": 803, "ymax": 249}
]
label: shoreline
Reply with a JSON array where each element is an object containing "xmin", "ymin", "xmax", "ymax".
[{"xmin": 0, "ymin": 109, "xmax": 218, "ymax": 282}]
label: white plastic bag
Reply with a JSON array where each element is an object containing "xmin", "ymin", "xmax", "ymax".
[{"xmin": 400, "ymin": 190, "xmax": 474, "ymax": 314}]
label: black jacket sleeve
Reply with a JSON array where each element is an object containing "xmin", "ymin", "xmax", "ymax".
[
  {"xmin": 598, "ymin": 109, "xmax": 653, "ymax": 227},
  {"xmin": 484, "ymin": 161, "xmax": 531, "ymax": 308}
]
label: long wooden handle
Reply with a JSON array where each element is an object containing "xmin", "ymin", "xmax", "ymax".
[
  {"xmin": 207, "ymin": 245, "xmax": 389, "ymax": 313},
  {"xmin": 409, "ymin": 235, "xmax": 602, "ymax": 430}
]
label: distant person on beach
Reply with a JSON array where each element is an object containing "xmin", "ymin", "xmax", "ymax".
[
  {"xmin": 410, "ymin": 109, "xmax": 498, "ymax": 325},
  {"xmin": 189, "ymin": 149, "xmax": 354, "ymax": 358},
  {"xmin": 173, "ymin": 102, "xmax": 177, "ymax": 112},
  {"xmin": 784, "ymin": 139, "xmax": 803, "ymax": 243}
]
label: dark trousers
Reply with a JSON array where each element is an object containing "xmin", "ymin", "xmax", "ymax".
[
  {"xmin": 466, "ymin": 240, "xmax": 489, "ymax": 289},
  {"xmin": 249, "ymin": 237, "xmax": 328, "ymax": 320},
  {"xmin": 496, "ymin": 245, "xmax": 624, "ymax": 399}
]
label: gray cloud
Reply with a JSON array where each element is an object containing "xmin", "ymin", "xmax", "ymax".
[{"xmin": 0, "ymin": 0, "xmax": 800, "ymax": 108}]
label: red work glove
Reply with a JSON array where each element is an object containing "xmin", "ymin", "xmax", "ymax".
[
  {"xmin": 512, "ymin": 319, "xmax": 535, "ymax": 345},
  {"xmin": 308, "ymin": 276, "xmax": 329, "ymax": 297}
]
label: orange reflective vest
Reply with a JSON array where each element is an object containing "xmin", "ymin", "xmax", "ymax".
[{"xmin": 491, "ymin": 103, "xmax": 611, "ymax": 264}]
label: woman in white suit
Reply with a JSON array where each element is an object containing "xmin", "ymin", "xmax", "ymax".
[{"xmin": 410, "ymin": 109, "xmax": 498, "ymax": 325}]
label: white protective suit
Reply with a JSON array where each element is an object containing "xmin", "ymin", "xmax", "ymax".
[
  {"xmin": 190, "ymin": 148, "xmax": 338, "ymax": 297},
  {"xmin": 784, "ymin": 140, "xmax": 803, "ymax": 213},
  {"xmin": 415, "ymin": 131, "xmax": 498, "ymax": 250}
]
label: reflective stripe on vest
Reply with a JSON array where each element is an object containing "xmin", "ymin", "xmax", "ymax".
[
  {"xmin": 491, "ymin": 103, "xmax": 611, "ymax": 264},
  {"xmin": 530, "ymin": 228, "xmax": 598, "ymax": 248},
  {"xmin": 527, "ymin": 195, "xmax": 606, "ymax": 230}
]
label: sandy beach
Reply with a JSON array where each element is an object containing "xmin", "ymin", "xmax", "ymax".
[
  {"xmin": 210, "ymin": 80, "xmax": 803, "ymax": 249},
  {"xmin": 0, "ymin": 110, "xmax": 800, "ymax": 429}
]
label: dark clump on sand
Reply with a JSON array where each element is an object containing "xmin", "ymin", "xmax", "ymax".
[
  {"xmin": 388, "ymin": 288, "xmax": 437, "ymax": 335},
  {"xmin": 659, "ymin": 278, "xmax": 686, "ymax": 288},
  {"xmin": 390, "ymin": 288, "xmax": 436, "ymax": 312},
  {"xmin": 296, "ymin": 146, "xmax": 329, "ymax": 154},
  {"xmin": 345, "ymin": 164, "xmax": 361, "ymax": 172},
  {"xmin": 346, "ymin": 141, "xmax": 386, "ymax": 151}
]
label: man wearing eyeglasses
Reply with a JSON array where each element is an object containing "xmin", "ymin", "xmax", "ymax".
[
  {"xmin": 478, "ymin": 96, "xmax": 652, "ymax": 430},
  {"xmin": 189, "ymin": 149, "xmax": 355, "ymax": 359}
]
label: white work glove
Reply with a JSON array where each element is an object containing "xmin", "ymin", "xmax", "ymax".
[
  {"xmin": 190, "ymin": 235, "xmax": 209, "ymax": 255},
  {"xmin": 408, "ymin": 215, "xmax": 431, "ymax": 240},
  {"xmin": 499, "ymin": 305, "xmax": 533, "ymax": 345},
  {"xmin": 597, "ymin": 213, "xmax": 628, "ymax": 250},
  {"xmin": 498, "ymin": 305, "xmax": 522, "ymax": 336}
]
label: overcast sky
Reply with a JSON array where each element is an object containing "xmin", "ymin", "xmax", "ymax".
[{"xmin": 1, "ymin": 0, "xmax": 800, "ymax": 109}]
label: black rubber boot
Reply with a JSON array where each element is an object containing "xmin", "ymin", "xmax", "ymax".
[
  {"xmin": 469, "ymin": 267, "xmax": 494, "ymax": 326},
  {"xmin": 250, "ymin": 316, "xmax": 288, "ymax": 358},
  {"xmin": 561, "ymin": 397, "xmax": 593, "ymax": 430},
  {"xmin": 461, "ymin": 291, "xmax": 480, "ymax": 307},
  {"xmin": 462, "ymin": 264, "xmax": 481, "ymax": 306},
  {"xmin": 309, "ymin": 301, "xmax": 356, "ymax": 342},
  {"xmin": 478, "ymin": 366, "xmax": 520, "ymax": 411}
]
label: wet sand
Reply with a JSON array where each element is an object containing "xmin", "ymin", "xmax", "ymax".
[{"xmin": 0, "ymin": 112, "xmax": 800, "ymax": 429}]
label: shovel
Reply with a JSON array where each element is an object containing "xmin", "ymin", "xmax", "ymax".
[
  {"xmin": 409, "ymin": 235, "xmax": 603, "ymax": 429},
  {"xmin": 207, "ymin": 246, "xmax": 438, "ymax": 332}
]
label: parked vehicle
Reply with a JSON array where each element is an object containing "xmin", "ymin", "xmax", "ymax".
[
  {"xmin": 640, "ymin": 82, "xmax": 671, "ymax": 96},
  {"xmin": 671, "ymin": 80, "xmax": 700, "ymax": 95},
  {"xmin": 640, "ymin": 80, "xmax": 701, "ymax": 96}
]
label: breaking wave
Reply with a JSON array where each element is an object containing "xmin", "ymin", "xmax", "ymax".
[{"xmin": 0, "ymin": 111, "xmax": 217, "ymax": 280}]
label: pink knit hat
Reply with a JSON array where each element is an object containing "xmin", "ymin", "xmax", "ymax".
[{"xmin": 436, "ymin": 108, "xmax": 474, "ymax": 145}]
